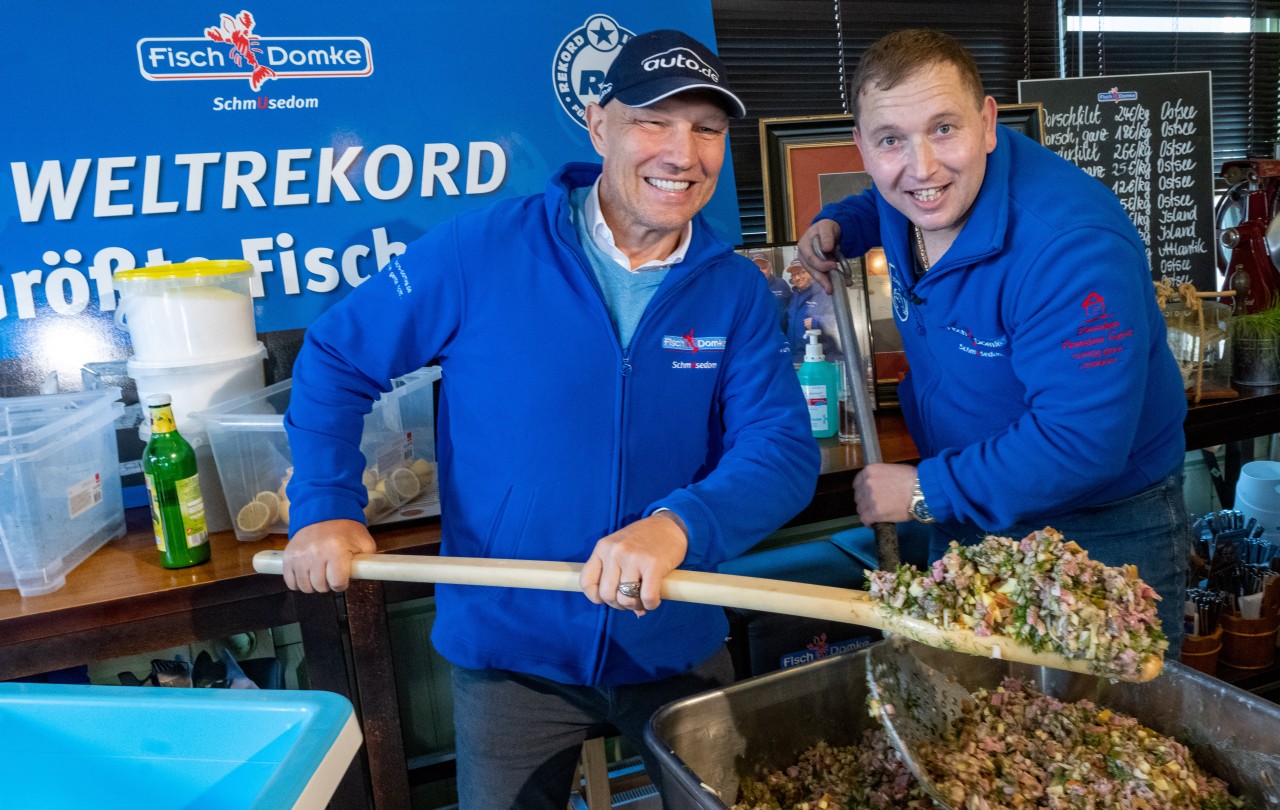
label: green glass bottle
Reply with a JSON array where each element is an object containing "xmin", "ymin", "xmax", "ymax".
[{"xmin": 142, "ymin": 394, "xmax": 211, "ymax": 568}]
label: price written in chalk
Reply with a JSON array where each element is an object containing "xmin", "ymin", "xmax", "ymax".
[{"xmin": 1020, "ymin": 72, "xmax": 1215, "ymax": 292}]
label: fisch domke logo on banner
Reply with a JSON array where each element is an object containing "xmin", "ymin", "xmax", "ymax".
[
  {"xmin": 137, "ymin": 8, "xmax": 374, "ymax": 111},
  {"xmin": 138, "ymin": 9, "xmax": 373, "ymax": 85},
  {"xmin": 553, "ymin": 14, "xmax": 634, "ymax": 129}
]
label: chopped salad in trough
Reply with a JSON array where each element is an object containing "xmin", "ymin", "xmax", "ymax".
[
  {"xmin": 920, "ymin": 677, "xmax": 1243, "ymax": 809},
  {"xmin": 867, "ymin": 528, "xmax": 1167, "ymax": 679},
  {"xmin": 732, "ymin": 680, "xmax": 1244, "ymax": 810}
]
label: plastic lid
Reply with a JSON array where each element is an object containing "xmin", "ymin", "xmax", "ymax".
[
  {"xmin": 114, "ymin": 260, "xmax": 253, "ymax": 284},
  {"xmin": 145, "ymin": 393, "xmax": 173, "ymax": 407},
  {"xmin": 804, "ymin": 329, "xmax": 825, "ymax": 362},
  {"xmin": 126, "ymin": 341, "xmax": 268, "ymax": 373}
]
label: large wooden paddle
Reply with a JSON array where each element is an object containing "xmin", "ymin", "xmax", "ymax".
[{"xmin": 252, "ymin": 550, "xmax": 1163, "ymax": 682}]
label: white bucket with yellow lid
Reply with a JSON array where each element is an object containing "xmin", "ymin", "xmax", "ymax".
[{"xmin": 114, "ymin": 260, "xmax": 257, "ymax": 364}]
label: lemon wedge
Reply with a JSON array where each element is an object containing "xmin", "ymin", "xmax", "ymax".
[
  {"xmin": 364, "ymin": 489, "xmax": 391, "ymax": 521},
  {"xmin": 410, "ymin": 458, "xmax": 437, "ymax": 487},
  {"xmin": 236, "ymin": 500, "xmax": 273, "ymax": 534}
]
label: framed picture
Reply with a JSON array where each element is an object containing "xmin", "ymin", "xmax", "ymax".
[
  {"xmin": 736, "ymin": 242, "xmax": 876, "ymax": 410},
  {"xmin": 759, "ymin": 114, "xmax": 856, "ymax": 244},
  {"xmin": 995, "ymin": 101, "xmax": 1046, "ymax": 144},
  {"xmin": 759, "ymin": 103, "xmax": 1048, "ymax": 243}
]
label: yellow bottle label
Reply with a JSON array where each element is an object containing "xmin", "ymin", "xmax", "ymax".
[
  {"xmin": 146, "ymin": 474, "xmax": 164, "ymax": 551},
  {"xmin": 145, "ymin": 472, "xmax": 208, "ymax": 550},
  {"xmin": 175, "ymin": 474, "xmax": 209, "ymax": 547},
  {"xmin": 150, "ymin": 404, "xmax": 177, "ymax": 435}
]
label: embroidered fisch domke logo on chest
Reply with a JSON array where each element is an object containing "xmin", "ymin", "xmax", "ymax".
[
  {"xmin": 665, "ymin": 330, "xmax": 724, "ymax": 370},
  {"xmin": 662, "ymin": 331, "xmax": 727, "ymax": 352}
]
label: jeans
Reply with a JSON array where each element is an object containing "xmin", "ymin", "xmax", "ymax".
[
  {"xmin": 929, "ymin": 471, "xmax": 1190, "ymax": 656},
  {"xmin": 451, "ymin": 646, "xmax": 734, "ymax": 809}
]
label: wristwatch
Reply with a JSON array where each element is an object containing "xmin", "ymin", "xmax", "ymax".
[{"xmin": 908, "ymin": 479, "xmax": 935, "ymax": 523}]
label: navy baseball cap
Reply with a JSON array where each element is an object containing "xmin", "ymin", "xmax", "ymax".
[{"xmin": 597, "ymin": 30, "xmax": 746, "ymax": 119}]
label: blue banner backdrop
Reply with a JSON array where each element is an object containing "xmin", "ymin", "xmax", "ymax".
[{"xmin": 1, "ymin": 2, "xmax": 739, "ymax": 388}]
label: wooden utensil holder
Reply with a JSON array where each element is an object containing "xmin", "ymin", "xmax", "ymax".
[
  {"xmin": 1220, "ymin": 611, "xmax": 1280, "ymax": 670},
  {"xmin": 1179, "ymin": 626, "xmax": 1222, "ymax": 677}
]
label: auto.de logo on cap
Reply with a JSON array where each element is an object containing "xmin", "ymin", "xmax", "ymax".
[
  {"xmin": 552, "ymin": 14, "xmax": 634, "ymax": 129},
  {"xmin": 641, "ymin": 47, "xmax": 718, "ymax": 82}
]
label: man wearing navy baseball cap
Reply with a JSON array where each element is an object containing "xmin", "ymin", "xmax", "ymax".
[
  {"xmin": 280, "ymin": 26, "xmax": 817, "ymax": 809},
  {"xmin": 597, "ymin": 28, "xmax": 747, "ymax": 118}
]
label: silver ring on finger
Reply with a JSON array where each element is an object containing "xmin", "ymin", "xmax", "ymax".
[{"xmin": 617, "ymin": 581, "xmax": 641, "ymax": 599}]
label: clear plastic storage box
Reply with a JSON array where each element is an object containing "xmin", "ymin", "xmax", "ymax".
[
  {"xmin": 0, "ymin": 388, "xmax": 126, "ymax": 596},
  {"xmin": 194, "ymin": 367, "xmax": 441, "ymax": 541}
]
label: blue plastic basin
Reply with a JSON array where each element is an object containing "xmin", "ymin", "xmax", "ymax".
[{"xmin": 0, "ymin": 683, "xmax": 361, "ymax": 810}]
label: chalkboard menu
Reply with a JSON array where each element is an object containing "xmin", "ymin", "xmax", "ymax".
[{"xmin": 1018, "ymin": 72, "xmax": 1215, "ymax": 291}]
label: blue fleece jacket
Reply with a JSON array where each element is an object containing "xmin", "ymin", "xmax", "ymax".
[
  {"xmin": 285, "ymin": 162, "xmax": 820, "ymax": 686},
  {"xmin": 817, "ymin": 126, "xmax": 1186, "ymax": 530}
]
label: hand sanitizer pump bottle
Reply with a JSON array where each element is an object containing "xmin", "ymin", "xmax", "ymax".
[{"xmin": 798, "ymin": 329, "xmax": 839, "ymax": 438}]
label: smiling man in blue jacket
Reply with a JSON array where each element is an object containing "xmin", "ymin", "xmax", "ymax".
[
  {"xmin": 280, "ymin": 29, "xmax": 819, "ymax": 809},
  {"xmin": 799, "ymin": 29, "xmax": 1190, "ymax": 654}
]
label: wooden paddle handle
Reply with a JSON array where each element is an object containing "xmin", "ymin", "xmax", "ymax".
[
  {"xmin": 252, "ymin": 550, "xmax": 1162, "ymax": 682},
  {"xmin": 252, "ymin": 550, "xmax": 886, "ymax": 623}
]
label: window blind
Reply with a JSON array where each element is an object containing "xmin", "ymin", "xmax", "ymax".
[{"xmin": 1063, "ymin": 0, "xmax": 1280, "ymax": 172}]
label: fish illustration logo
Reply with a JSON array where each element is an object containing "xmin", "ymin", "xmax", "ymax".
[
  {"xmin": 683, "ymin": 329, "xmax": 699, "ymax": 352},
  {"xmin": 205, "ymin": 10, "xmax": 276, "ymax": 90},
  {"xmin": 807, "ymin": 633, "xmax": 830, "ymax": 658}
]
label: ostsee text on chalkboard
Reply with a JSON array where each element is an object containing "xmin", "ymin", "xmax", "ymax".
[{"xmin": 1018, "ymin": 72, "xmax": 1215, "ymax": 292}]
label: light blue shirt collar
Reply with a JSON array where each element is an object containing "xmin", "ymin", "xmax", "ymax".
[{"xmin": 584, "ymin": 178, "xmax": 691, "ymax": 273}]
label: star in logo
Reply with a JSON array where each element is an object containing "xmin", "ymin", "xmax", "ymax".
[
  {"xmin": 552, "ymin": 15, "xmax": 634, "ymax": 129},
  {"xmin": 590, "ymin": 20, "xmax": 617, "ymax": 46}
]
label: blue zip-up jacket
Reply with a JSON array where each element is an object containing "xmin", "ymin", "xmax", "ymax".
[
  {"xmin": 285, "ymin": 162, "xmax": 820, "ymax": 686},
  {"xmin": 817, "ymin": 126, "xmax": 1186, "ymax": 530}
]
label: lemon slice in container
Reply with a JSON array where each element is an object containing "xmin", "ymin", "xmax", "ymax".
[
  {"xmin": 236, "ymin": 500, "xmax": 273, "ymax": 534},
  {"xmin": 253, "ymin": 490, "xmax": 280, "ymax": 522},
  {"xmin": 388, "ymin": 466, "xmax": 422, "ymax": 502}
]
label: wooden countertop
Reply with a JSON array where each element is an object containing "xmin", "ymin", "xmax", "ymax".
[
  {"xmin": 0, "ymin": 506, "xmax": 442, "ymax": 681},
  {"xmin": 10, "ymin": 381, "xmax": 1279, "ymax": 650}
]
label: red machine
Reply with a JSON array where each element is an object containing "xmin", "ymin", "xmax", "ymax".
[{"xmin": 1217, "ymin": 159, "xmax": 1280, "ymax": 314}]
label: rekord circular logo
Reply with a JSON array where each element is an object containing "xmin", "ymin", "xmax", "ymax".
[{"xmin": 552, "ymin": 14, "xmax": 634, "ymax": 129}]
